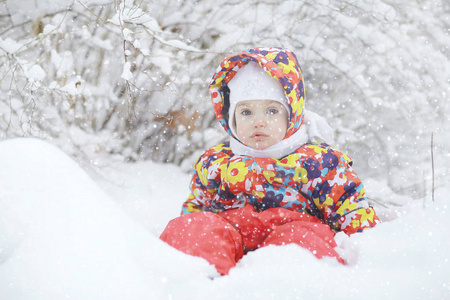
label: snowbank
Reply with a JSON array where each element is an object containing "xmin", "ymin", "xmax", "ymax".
[
  {"xmin": 0, "ymin": 138, "xmax": 215, "ymax": 300},
  {"xmin": 0, "ymin": 138, "xmax": 449, "ymax": 299}
]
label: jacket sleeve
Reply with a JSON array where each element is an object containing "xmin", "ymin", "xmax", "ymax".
[
  {"xmin": 181, "ymin": 144, "xmax": 228, "ymax": 215},
  {"xmin": 300, "ymin": 144, "xmax": 380, "ymax": 235},
  {"xmin": 181, "ymin": 174, "xmax": 206, "ymax": 215}
]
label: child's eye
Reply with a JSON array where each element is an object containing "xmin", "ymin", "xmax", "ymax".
[
  {"xmin": 267, "ymin": 108, "xmax": 279, "ymax": 115},
  {"xmin": 241, "ymin": 109, "xmax": 252, "ymax": 116}
]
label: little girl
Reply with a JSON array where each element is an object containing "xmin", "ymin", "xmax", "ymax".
[{"xmin": 160, "ymin": 47, "xmax": 380, "ymax": 275}]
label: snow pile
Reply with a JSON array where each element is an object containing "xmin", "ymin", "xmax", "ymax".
[
  {"xmin": 0, "ymin": 138, "xmax": 449, "ymax": 300},
  {"xmin": 0, "ymin": 138, "xmax": 215, "ymax": 300}
]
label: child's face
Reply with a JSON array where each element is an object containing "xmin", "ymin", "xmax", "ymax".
[{"xmin": 234, "ymin": 100, "xmax": 288, "ymax": 150}]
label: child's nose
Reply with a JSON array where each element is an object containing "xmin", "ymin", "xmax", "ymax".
[{"xmin": 253, "ymin": 116, "xmax": 266, "ymax": 127}]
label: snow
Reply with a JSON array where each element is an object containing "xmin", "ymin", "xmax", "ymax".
[
  {"xmin": 121, "ymin": 62, "xmax": 133, "ymax": 81},
  {"xmin": 50, "ymin": 50, "xmax": 74, "ymax": 77},
  {"xmin": 163, "ymin": 39, "xmax": 201, "ymax": 52},
  {"xmin": 1, "ymin": 138, "xmax": 449, "ymax": 300},
  {"xmin": 0, "ymin": 138, "xmax": 214, "ymax": 300},
  {"xmin": 43, "ymin": 24, "xmax": 58, "ymax": 35},
  {"xmin": 24, "ymin": 65, "xmax": 46, "ymax": 82},
  {"xmin": 0, "ymin": 37, "xmax": 23, "ymax": 54}
]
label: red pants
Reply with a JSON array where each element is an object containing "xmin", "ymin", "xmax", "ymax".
[{"xmin": 160, "ymin": 205, "xmax": 344, "ymax": 275}]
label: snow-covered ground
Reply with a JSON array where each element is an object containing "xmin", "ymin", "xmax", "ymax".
[{"xmin": 0, "ymin": 138, "xmax": 449, "ymax": 300}]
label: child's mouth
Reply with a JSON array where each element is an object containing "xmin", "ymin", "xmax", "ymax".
[{"xmin": 251, "ymin": 132, "xmax": 268, "ymax": 140}]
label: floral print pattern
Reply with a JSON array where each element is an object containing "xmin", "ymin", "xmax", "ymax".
[{"xmin": 182, "ymin": 142, "xmax": 380, "ymax": 235}]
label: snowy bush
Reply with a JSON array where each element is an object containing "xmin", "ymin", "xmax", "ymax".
[{"xmin": 0, "ymin": 0, "xmax": 449, "ymax": 198}]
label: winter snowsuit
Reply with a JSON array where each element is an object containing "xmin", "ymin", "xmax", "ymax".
[{"xmin": 160, "ymin": 47, "xmax": 380, "ymax": 275}]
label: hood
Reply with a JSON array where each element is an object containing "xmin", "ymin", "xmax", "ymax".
[{"xmin": 209, "ymin": 47, "xmax": 305, "ymax": 140}]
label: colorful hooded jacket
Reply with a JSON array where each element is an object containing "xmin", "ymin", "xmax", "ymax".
[{"xmin": 181, "ymin": 47, "xmax": 380, "ymax": 235}]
